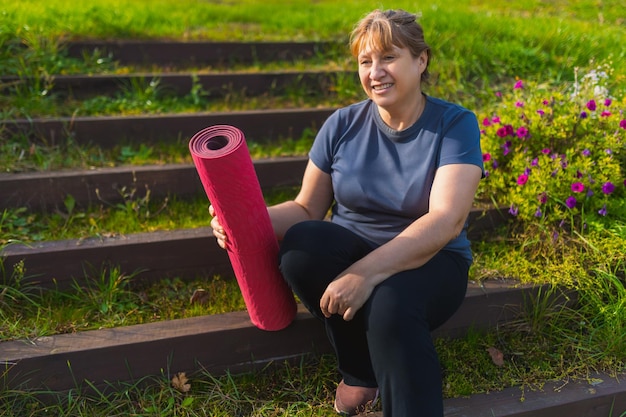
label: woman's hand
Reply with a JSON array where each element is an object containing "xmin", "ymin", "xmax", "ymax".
[
  {"xmin": 208, "ymin": 205, "xmax": 228, "ymax": 249},
  {"xmin": 320, "ymin": 272, "xmax": 375, "ymax": 321}
]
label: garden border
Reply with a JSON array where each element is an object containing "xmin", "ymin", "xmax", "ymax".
[
  {"xmin": 1, "ymin": 280, "xmax": 546, "ymax": 393},
  {"xmin": 2, "ymin": 108, "xmax": 335, "ymax": 146},
  {"xmin": 0, "ymin": 207, "xmax": 507, "ymax": 289}
]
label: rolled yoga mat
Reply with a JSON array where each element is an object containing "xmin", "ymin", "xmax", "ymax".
[{"xmin": 189, "ymin": 125, "xmax": 297, "ymax": 331}]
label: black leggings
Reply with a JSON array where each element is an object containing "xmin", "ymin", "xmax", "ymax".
[{"xmin": 278, "ymin": 221, "xmax": 469, "ymax": 417}]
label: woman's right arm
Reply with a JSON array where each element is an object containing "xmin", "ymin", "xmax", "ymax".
[{"xmin": 210, "ymin": 160, "xmax": 333, "ymax": 248}]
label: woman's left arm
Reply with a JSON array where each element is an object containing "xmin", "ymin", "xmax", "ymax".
[{"xmin": 320, "ymin": 163, "xmax": 483, "ymax": 320}]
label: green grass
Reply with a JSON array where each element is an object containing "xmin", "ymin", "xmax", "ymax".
[{"xmin": 1, "ymin": 0, "xmax": 625, "ymax": 415}]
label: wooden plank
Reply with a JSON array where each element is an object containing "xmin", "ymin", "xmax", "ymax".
[
  {"xmin": 1, "ymin": 227, "xmax": 230, "ymax": 289},
  {"xmin": 0, "ymin": 157, "xmax": 307, "ymax": 211},
  {"xmin": 64, "ymin": 41, "xmax": 339, "ymax": 66},
  {"xmin": 366, "ymin": 372, "xmax": 626, "ymax": 416},
  {"xmin": 0, "ymin": 208, "xmax": 506, "ymax": 289},
  {"xmin": 0, "ymin": 71, "xmax": 355, "ymax": 99},
  {"xmin": 1, "ymin": 108, "xmax": 335, "ymax": 147},
  {"xmin": 441, "ymin": 372, "xmax": 626, "ymax": 417},
  {"xmin": 0, "ymin": 305, "xmax": 332, "ymax": 393},
  {"xmin": 0, "ymin": 280, "xmax": 545, "ymax": 394}
]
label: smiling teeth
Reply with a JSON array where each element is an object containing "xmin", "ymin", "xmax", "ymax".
[{"xmin": 373, "ymin": 83, "xmax": 393, "ymax": 90}]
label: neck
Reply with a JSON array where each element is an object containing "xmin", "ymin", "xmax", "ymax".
[{"xmin": 378, "ymin": 93, "xmax": 425, "ymax": 131}]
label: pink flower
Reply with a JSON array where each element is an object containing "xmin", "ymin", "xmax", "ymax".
[
  {"xmin": 620, "ymin": 119, "xmax": 626, "ymax": 129},
  {"xmin": 515, "ymin": 101, "xmax": 524, "ymax": 108},
  {"xmin": 483, "ymin": 153, "xmax": 492, "ymax": 162},
  {"xmin": 482, "ymin": 117, "xmax": 492, "ymax": 126},
  {"xmin": 604, "ymin": 98, "xmax": 612, "ymax": 106},
  {"xmin": 495, "ymin": 91, "xmax": 502, "ymax": 98},
  {"xmin": 586, "ymin": 100, "xmax": 596, "ymax": 111},
  {"xmin": 601, "ymin": 111, "xmax": 611, "ymax": 117},
  {"xmin": 571, "ymin": 182, "xmax": 585, "ymax": 193},
  {"xmin": 541, "ymin": 148, "xmax": 551, "ymax": 154},
  {"xmin": 537, "ymin": 109, "xmax": 545, "ymax": 116},
  {"xmin": 517, "ymin": 174, "xmax": 529, "ymax": 185},
  {"xmin": 514, "ymin": 80, "xmax": 524, "ymax": 89},
  {"xmin": 516, "ymin": 126, "xmax": 529, "ymax": 138},
  {"xmin": 497, "ymin": 127, "xmax": 508, "ymax": 138},
  {"xmin": 492, "ymin": 116, "xmax": 501, "ymax": 124}
]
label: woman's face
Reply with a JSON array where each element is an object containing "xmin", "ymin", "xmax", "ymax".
[{"xmin": 357, "ymin": 45, "xmax": 427, "ymax": 111}]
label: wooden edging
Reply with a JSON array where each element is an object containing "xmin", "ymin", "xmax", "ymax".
[
  {"xmin": 0, "ymin": 208, "xmax": 507, "ymax": 290},
  {"xmin": 0, "ymin": 71, "xmax": 356, "ymax": 99},
  {"xmin": 0, "ymin": 280, "xmax": 545, "ymax": 393},
  {"xmin": 439, "ymin": 374, "xmax": 626, "ymax": 417},
  {"xmin": 1, "ymin": 108, "xmax": 335, "ymax": 147},
  {"xmin": 64, "ymin": 40, "xmax": 341, "ymax": 66},
  {"xmin": 0, "ymin": 157, "xmax": 308, "ymax": 211}
]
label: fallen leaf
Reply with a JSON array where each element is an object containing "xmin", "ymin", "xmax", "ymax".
[
  {"xmin": 172, "ymin": 372, "xmax": 191, "ymax": 392},
  {"xmin": 190, "ymin": 288, "xmax": 210, "ymax": 305},
  {"xmin": 486, "ymin": 347, "xmax": 505, "ymax": 366}
]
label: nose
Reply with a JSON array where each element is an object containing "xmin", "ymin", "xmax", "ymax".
[{"xmin": 369, "ymin": 61, "xmax": 385, "ymax": 80}]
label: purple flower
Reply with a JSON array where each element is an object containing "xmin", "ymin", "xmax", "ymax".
[
  {"xmin": 541, "ymin": 148, "xmax": 551, "ymax": 155},
  {"xmin": 537, "ymin": 109, "xmax": 545, "ymax": 116},
  {"xmin": 514, "ymin": 80, "xmax": 524, "ymax": 89},
  {"xmin": 531, "ymin": 157, "xmax": 539, "ymax": 166},
  {"xmin": 582, "ymin": 149, "xmax": 591, "ymax": 156},
  {"xmin": 543, "ymin": 100, "xmax": 550, "ymax": 105},
  {"xmin": 517, "ymin": 174, "xmax": 529, "ymax": 185},
  {"xmin": 515, "ymin": 101, "xmax": 524, "ymax": 108},
  {"xmin": 620, "ymin": 119, "xmax": 626, "ymax": 129},
  {"xmin": 604, "ymin": 98, "xmax": 612, "ymax": 107},
  {"xmin": 497, "ymin": 127, "xmax": 508, "ymax": 138},
  {"xmin": 509, "ymin": 204, "xmax": 519, "ymax": 216},
  {"xmin": 602, "ymin": 182, "xmax": 615, "ymax": 194},
  {"xmin": 566, "ymin": 196, "xmax": 577, "ymax": 208},
  {"xmin": 516, "ymin": 126, "xmax": 529, "ymax": 138},
  {"xmin": 598, "ymin": 205, "xmax": 607, "ymax": 216},
  {"xmin": 580, "ymin": 111, "xmax": 588, "ymax": 119},
  {"xmin": 586, "ymin": 100, "xmax": 597, "ymax": 111},
  {"xmin": 534, "ymin": 207, "xmax": 542, "ymax": 217},
  {"xmin": 505, "ymin": 125, "xmax": 514, "ymax": 136},
  {"xmin": 495, "ymin": 91, "xmax": 502, "ymax": 98},
  {"xmin": 571, "ymin": 182, "xmax": 585, "ymax": 193}
]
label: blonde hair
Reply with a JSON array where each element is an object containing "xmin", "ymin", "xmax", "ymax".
[{"xmin": 349, "ymin": 9, "xmax": 431, "ymax": 83}]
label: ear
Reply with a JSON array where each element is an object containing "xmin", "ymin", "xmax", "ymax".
[{"xmin": 419, "ymin": 50, "xmax": 428, "ymax": 67}]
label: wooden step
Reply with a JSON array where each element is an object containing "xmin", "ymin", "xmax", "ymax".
[
  {"xmin": 1, "ymin": 108, "xmax": 335, "ymax": 146},
  {"xmin": 0, "ymin": 280, "xmax": 544, "ymax": 393},
  {"xmin": 64, "ymin": 40, "xmax": 340, "ymax": 67},
  {"xmin": 0, "ymin": 70, "xmax": 356, "ymax": 99},
  {"xmin": 0, "ymin": 207, "xmax": 507, "ymax": 290},
  {"xmin": 0, "ymin": 157, "xmax": 308, "ymax": 211}
]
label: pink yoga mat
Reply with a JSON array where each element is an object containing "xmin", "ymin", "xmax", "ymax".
[{"xmin": 189, "ymin": 125, "xmax": 297, "ymax": 331}]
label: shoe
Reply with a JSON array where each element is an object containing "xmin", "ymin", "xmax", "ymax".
[{"xmin": 333, "ymin": 379, "xmax": 379, "ymax": 416}]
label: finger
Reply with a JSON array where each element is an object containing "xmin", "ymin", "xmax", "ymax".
[
  {"xmin": 320, "ymin": 293, "xmax": 332, "ymax": 318},
  {"xmin": 208, "ymin": 204, "xmax": 215, "ymax": 216},
  {"xmin": 343, "ymin": 307, "xmax": 355, "ymax": 321}
]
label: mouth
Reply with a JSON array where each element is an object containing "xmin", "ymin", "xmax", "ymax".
[{"xmin": 372, "ymin": 83, "xmax": 393, "ymax": 91}]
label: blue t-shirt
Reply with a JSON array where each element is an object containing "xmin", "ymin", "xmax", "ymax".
[{"xmin": 309, "ymin": 96, "xmax": 483, "ymax": 265}]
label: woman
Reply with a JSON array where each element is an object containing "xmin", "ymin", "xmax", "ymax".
[{"xmin": 210, "ymin": 9, "xmax": 483, "ymax": 416}]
